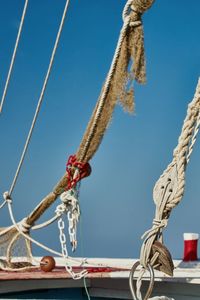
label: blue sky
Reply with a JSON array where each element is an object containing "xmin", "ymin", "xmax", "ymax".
[{"xmin": 0, "ymin": 0, "xmax": 200, "ymax": 261}]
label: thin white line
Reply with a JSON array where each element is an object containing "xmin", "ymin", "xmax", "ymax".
[
  {"xmin": 0, "ymin": 0, "xmax": 29, "ymax": 113},
  {"xmin": 9, "ymin": 0, "xmax": 70, "ymax": 196}
]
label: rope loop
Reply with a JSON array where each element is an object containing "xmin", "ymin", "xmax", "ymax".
[
  {"xmin": 129, "ymin": 260, "xmax": 154, "ymax": 300},
  {"xmin": 123, "ymin": 0, "xmax": 134, "ymax": 22},
  {"xmin": 3, "ymin": 191, "xmax": 12, "ymax": 204},
  {"xmin": 131, "ymin": 0, "xmax": 155, "ymax": 14},
  {"xmin": 123, "ymin": 0, "xmax": 142, "ymax": 24},
  {"xmin": 18, "ymin": 218, "xmax": 31, "ymax": 233},
  {"xmin": 66, "ymin": 155, "xmax": 91, "ymax": 189},
  {"xmin": 141, "ymin": 219, "xmax": 168, "ymax": 240},
  {"xmin": 123, "ymin": 0, "xmax": 155, "ymax": 22}
]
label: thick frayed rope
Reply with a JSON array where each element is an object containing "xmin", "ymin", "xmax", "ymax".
[{"xmin": 77, "ymin": 0, "xmax": 155, "ymax": 163}]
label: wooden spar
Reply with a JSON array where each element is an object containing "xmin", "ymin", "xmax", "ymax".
[
  {"xmin": 26, "ymin": 174, "xmax": 67, "ymax": 225},
  {"xmin": 24, "ymin": 0, "xmax": 155, "ymax": 227}
]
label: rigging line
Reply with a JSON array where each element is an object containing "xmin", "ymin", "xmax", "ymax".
[
  {"xmin": 8, "ymin": 0, "xmax": 70, "ymax": 196},
  {"xmin": 0, "ymin": 0, "xmax": 29, "ymax": 114}
]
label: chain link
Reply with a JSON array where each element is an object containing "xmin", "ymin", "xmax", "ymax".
[
  {"xmin": 58, "ymin": 216, "xmax": 87, "ymax": 279},
  {"xmin": 59, "ymin": 187, "xmax": 80, "ymax": 251},
  {"xmin": 57, "ymin": 186, "xmax": 88, "ymax": 280}
]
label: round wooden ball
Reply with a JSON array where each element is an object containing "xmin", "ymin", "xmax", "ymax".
[{"xmin": 40, "ymin": 256, "xmax": 56, "ymax": 272}]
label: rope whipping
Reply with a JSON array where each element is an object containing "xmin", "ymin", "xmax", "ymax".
[
  {"xmin": 0, "ymin": 0, "xmax": 29, "ymax": 113},
  {"xmin": 139, "ymin": 78, "xmax": 200, "ymax": 273}
]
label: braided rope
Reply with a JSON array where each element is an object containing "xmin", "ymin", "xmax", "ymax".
[
  {"xmin": 139, "ymin": 78, "xmax": 200, "ymax": 269},
  {"xmin": 0, "ymin": 0, "xmax": 29, "ymax": 113},
  {"xmin": 8, "ymin": 0, "xmax": 70, "ymax": 196},
  {"xmin": 187, "ymin": 115, "xmax": 200, "ymax": 163}
]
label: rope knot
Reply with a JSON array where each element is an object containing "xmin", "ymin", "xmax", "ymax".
[
  {"xmin": 66, "ymin": 155, "xmax": 91, "ymax": 190},
  {"xmin": 141, "ymin": 219, "xmax": 168, "ymax": 240},
  {"xmin": 123, "ymin": 0, "xmax": 141, "ymax": 23},
  {"xmin": 60, "ymin": 189, "xmax": 77, "ymax": 206},
  {"xmin": 3, "ymin": 191, "xmax": 12, "ymax": 204},
  {"xmin": 18, "ymin": 218, "xmax": 31, "ymax": 233},
  {"xmin": 131, "ymin": 0, "xmax": 155, "ymax": 14},
  {"xmin": 152, "ymin": 219, "xmax": 168, "ymax": 229},
  {"xmin": 57, "ymin": 189, "xmax": 80, "ymax": 217},
  {"xmin": 123, "ymin": 0, "xmax": 155, "ymax": 22}
]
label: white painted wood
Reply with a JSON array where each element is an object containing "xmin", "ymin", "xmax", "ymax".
[
  {"xmin": 0, "ymin": 278, "xmax": 90, "ymax": 295},
  {"xmin": 1, "ymin": 257, "xmax": 200, "ymax": 298}
]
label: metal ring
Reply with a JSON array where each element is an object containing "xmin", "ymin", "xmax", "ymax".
[{"xmin": 129, "ymin": 261, "xmax": 154, "ymax": 300}]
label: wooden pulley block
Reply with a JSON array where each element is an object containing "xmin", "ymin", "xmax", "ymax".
[{"xmin": 151, "ymin": 241, "xmax": 174, "ymax": 276}]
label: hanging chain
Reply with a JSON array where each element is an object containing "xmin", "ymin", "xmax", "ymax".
[
  {"xmin": 67, "ymin": 186, "xmax": 80, "ymax": 251},
  {"xmin": 58, "ymin": 216, "xmax": 87, "ymax": 280},
  {"xmin": 59, "ymin": 187, "xmax": 81, "ymax": 251},
  {"xmin": 57, "ymin": 184, "xmax": 87, "ymax": 280}
]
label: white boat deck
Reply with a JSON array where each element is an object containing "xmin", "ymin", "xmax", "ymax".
[{"xmin": 1, "ymin": 258, "xmax": 200, "ymax": 299}]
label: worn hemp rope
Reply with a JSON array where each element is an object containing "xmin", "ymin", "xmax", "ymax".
[
  {"xmin": 77, "ymin": 0, "xmax": 155, "ymax": 162},
  {"xmin": 139, "ymin": 78, "xmax": 200, "ymax": 270},
  {"xmin": 24, "ymin": 0, "xmax": 155, "ymax": 229},
  {"xmin": 0, "ymin": 0, "xmax": 29, "ymax": 113},
  {"xmin": 0, "ymin": 0, "xmax": 154, "ymax": 272}
]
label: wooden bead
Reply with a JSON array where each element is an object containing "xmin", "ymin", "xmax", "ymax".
[{"xmin": 40, "ymin": 256, "xmax": 55, "ymax": 272}]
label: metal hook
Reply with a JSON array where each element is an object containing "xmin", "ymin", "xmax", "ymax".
[{"xmin": 129, "ymin": 261, "xmax": 154, "ymax": 300}]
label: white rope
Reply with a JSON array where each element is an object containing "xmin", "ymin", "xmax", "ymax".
[
  {"xmin": 0, "ymin": 209, "xmax": 123, "ymax": 271},
  {"xmin": 2, "ymin": 195, "xmax": 120, "ymax": 277},
  {"xmin": 8, "ymin": 0, "xmax": 70, "ymax": 196},
  {"xmin": 187, "ymin": 112, "xmax": 200, "ymax": 163},
  {"xmin": 136, "ymin": 269, "xmax": 145, "ymax": 300},
  {"xmin": 1, "ymin": 193, "xmax": 102, "ymax": 276},
  {"xmin": 139, "ymin": 79, "xmax": 200, "ymax": 270},
  {"xmin": 0, "ymin": 200, "xmax": 7, "ymax": 210},
  {"xmin": 32, "ymin": 214, "xmax": 59, "ymax": 230},
  {"xmin": 0, "ymin": 0, "xmax": 29, "ymax": 113},
  {"xmin": 6, "ymin": 199, "xmax": 89, "ymax": 267}
]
